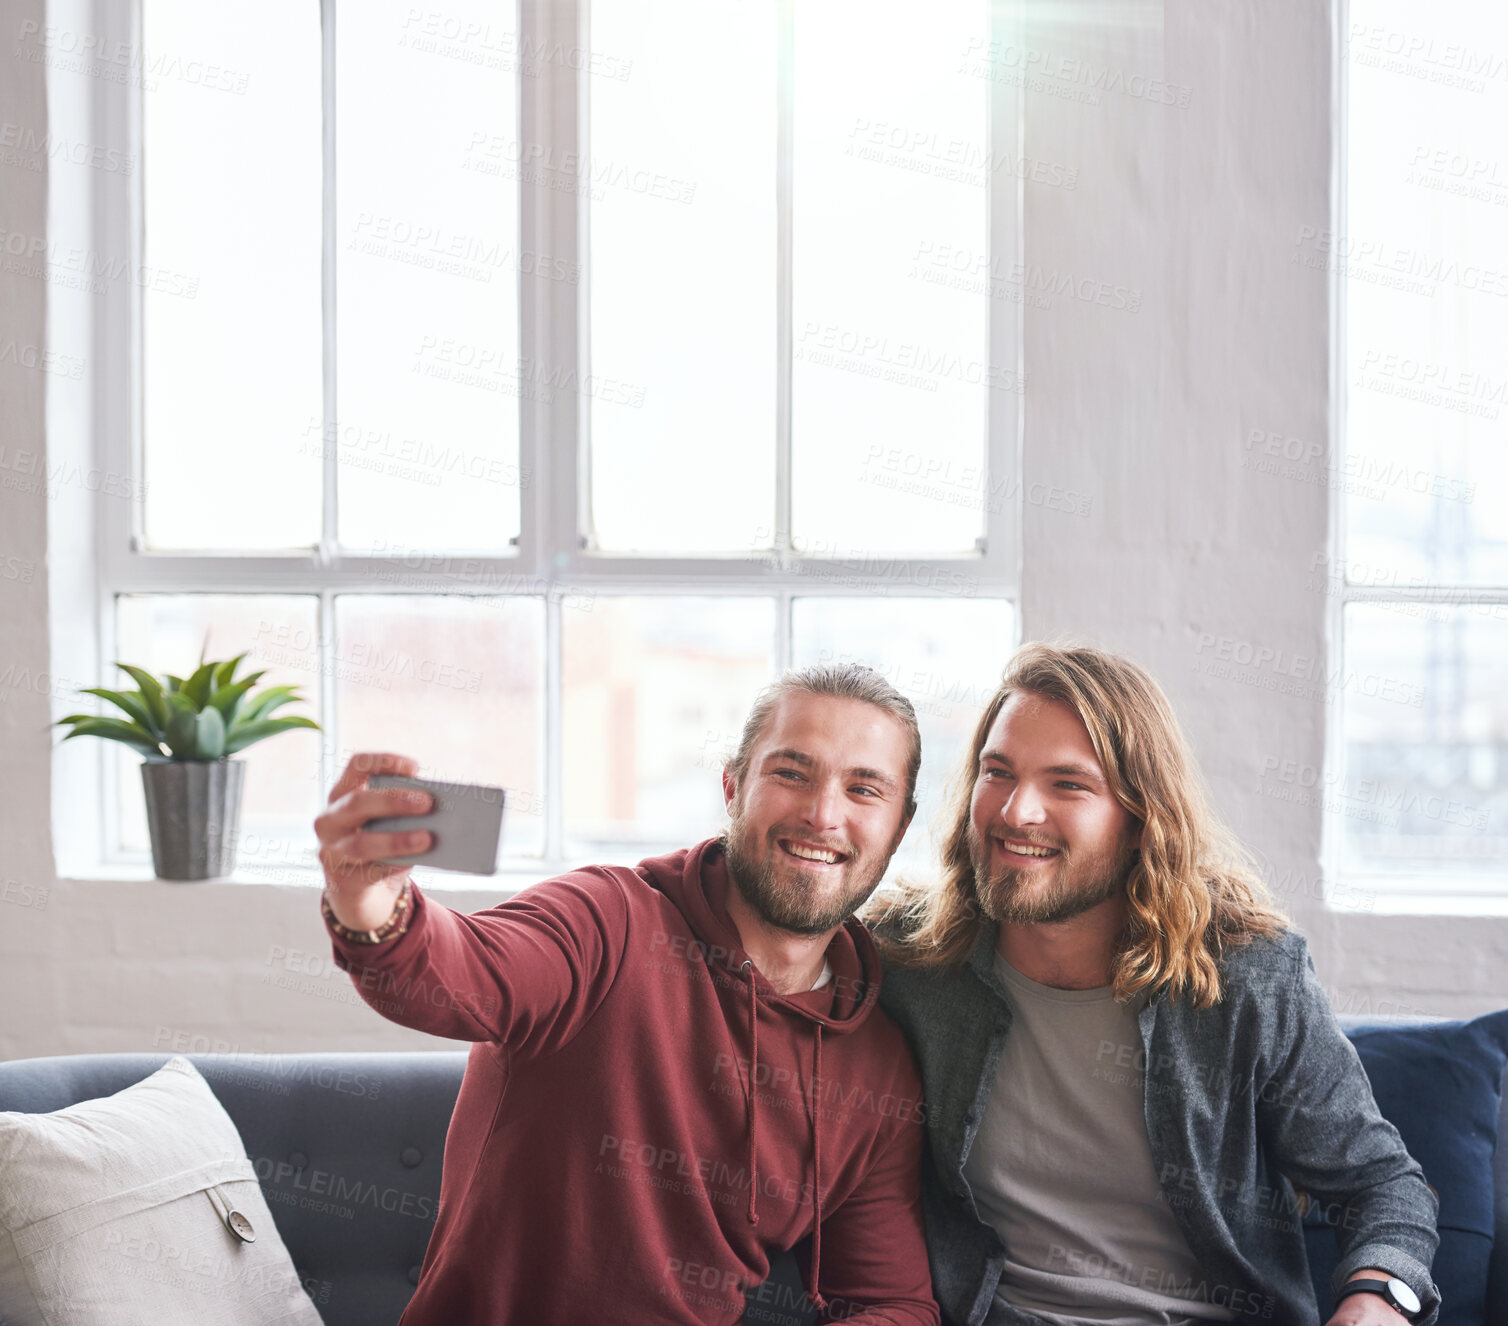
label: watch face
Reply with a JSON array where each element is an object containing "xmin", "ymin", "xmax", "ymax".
[{"xmin": 1387, "ymin": 1279, "xmax": 1422, "ymax": 1314}]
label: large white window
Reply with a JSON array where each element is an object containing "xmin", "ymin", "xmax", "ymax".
[
  {"xmin": 65, "ymin": 0, "xmax": 1022, "ymax": 882},
  {"xmin": 1334, "ymin": 0, "xmax": 1508, "ymax": 909}
]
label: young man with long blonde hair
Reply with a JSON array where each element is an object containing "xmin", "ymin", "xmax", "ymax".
[{"xmin": 870, "ymin": 643, "xmax": 1438, "ymax": 1326}]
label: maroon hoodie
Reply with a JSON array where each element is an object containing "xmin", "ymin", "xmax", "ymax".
[{"xmin": 326, "ymin": 837, "xmax": 938, "ymax": 1325}]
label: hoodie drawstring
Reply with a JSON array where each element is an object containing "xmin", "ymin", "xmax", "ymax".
[
  {"xmin": 806, "ymin": 1023, "xmax": 827, "ymax": 1311},
  {"xmin": 740, "ymin": 960, "xmax": 760, "ymax": 1228},
  {"xmin": 739, "ymin": 957, "xmax": 830, "ymax": 1311}
]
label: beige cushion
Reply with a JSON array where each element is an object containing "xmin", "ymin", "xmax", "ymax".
[{"xmin": 0, "ymin": 1056, "xmax": 323, "ymax": 1324}]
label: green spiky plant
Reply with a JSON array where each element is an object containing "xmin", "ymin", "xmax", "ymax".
[{"xmin": 55, "ymin": 647, "xmax": 320, "ymax": 761}]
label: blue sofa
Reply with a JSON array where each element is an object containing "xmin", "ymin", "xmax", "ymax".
[{"xmin": 1, "ymin": 1018, "xmax": 1504, "ymax": 1325}]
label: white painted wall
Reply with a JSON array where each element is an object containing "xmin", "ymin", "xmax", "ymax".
[{"xmin": 0, "ymin": 0, "xmax": 1502, "ymax": 1064}]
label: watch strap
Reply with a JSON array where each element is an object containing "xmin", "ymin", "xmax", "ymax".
[{"xmin": 1335, "ymin": 1278, "xmax": 1417, "ymax": 1320}]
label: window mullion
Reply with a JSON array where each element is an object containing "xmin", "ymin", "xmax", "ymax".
[
  {"xmin": 98, "ymin": 592, "xmax": 121, "ymax": 864},
  {"xmin": 1326, "ymin": 0, "xmax": 1351, "ymax": 903},
  {"xmin": 538, "ymin": 0, "xmax": 583, "ymax": 570},
  {"xmin": 319, "ymin": 0, "xmax": 339, "ymax": 558},
  {"xmin": 544, "ymin": 591, "xmax": 564, "ymax": 862},
  {"xmin": 774, "ymin": 0, "xmax": 794, "ymax": 558},
  {"xmin": 983, "ymin": 0, "xmax": 1022, "ymax": 568},
  {"xmin": 96, "ymin": 0, "xmax": 141, "ymax": 865},
  {"xmin": 317, "ymin": 589, "xmax": 337, "ymax": 814},
  {"xmin": 516, "ymin": 0, "xmax": 546, "ymax": 576},
  {"xmin": 530, "ymin": 0, "xmax": 581, "ymax": 861},
  {"xmin": 121, "ymin": 0, "xmax": 145, "ymax": 557}
]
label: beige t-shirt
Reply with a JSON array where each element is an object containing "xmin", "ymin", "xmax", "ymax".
[{"xmin": 962, "ymin": 952, "xmax": 1237, "ymax": 1325}]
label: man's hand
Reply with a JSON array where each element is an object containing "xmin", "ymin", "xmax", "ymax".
[
  {"xmin": 315, "ymin": 752, "xmax": 434, "ymax": 931},
  {"xmin": 1325, "ymin": 1270, "xmax": 1416, "ymax": 1325}
]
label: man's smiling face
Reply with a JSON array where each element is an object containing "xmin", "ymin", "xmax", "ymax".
[
  {"xmin": 969, "ymin": 691, "xmax": 1141, "ymax": 926},
  {"xmin": 723, "ymin": 692, "xmax": 913, "ymax": 936}
]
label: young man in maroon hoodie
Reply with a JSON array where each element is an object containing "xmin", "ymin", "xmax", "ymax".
[{"xmin": 314, "ymin": 663, "xmax": 940, "ymax": 1326}]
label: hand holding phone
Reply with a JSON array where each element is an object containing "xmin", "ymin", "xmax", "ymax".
[
  {"xmin": 316, "ymin": 753, "xmax": 432, "ymax": 931},
  {"xmin": 365, "ymin": 774, "xmax": 506, "ymax": 876}
]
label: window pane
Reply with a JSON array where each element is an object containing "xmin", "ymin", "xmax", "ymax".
[
  {"xmin": 1344, "ymin": 0, "xmax": 1508, "ymax": 585},
  {"xmin": 141, "ymin": 1, "xmax": 322, "ymax": 550},
  {"xmin": 791, "ymin": 596, "xmax": 1015, "ymax": 869},
  {"xmin": 114, "ymin": 596, "xmax": 322, "ymax": 874},
  {"xmin": 1341, "ymin": 604, "xmax": 1508, "ymax": 886},
  {"xmin": 792, "ymin": 0, "xmax": 989, "ymax": 555},
  {"xmin": 589, "ymin": 0, "xmax": 776, "ymax": 552},
  {"xmin": 562, "ymin": 597, "xmax": 776, "ymax": 848},
  {"xmin": 335, "ymin": 597, "xmax": 545, "ymax": 858},
  {"xmin": 336, "ymin": 0, "xmax": 523, "ymax": 553}
]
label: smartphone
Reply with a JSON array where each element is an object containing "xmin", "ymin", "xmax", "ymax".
[{"xmin": 364, "ymin": 774, "xmax": 506, "ymax": 876}]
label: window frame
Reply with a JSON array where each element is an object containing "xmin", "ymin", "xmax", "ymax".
[
  {"xmin": 76, "ymin": 0, "xmax": 1024, "ymax": 878},
  {"xmin": 1328, "ymin": 0, "xmax": 1508, "ymax": 915}
]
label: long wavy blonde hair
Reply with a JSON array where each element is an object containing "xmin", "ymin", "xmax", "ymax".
[{"xmin": 869, "ymin": 642, "xmax": 1287, "ymax": 1008}]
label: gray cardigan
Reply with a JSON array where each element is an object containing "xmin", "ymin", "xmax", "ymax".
[{"xmin": 877, "ymin": 922, "xmax": 1441, "ymax": 1325}]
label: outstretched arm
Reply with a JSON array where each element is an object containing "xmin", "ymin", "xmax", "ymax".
[{"xmin": 314, "ymin": 751, "xmax": 630, "ymax": 1054}]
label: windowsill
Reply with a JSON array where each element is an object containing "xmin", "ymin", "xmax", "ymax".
[
  {"xmin": 1329, "ymin": 869, "xmax": 1508, "ymax": 917},
  {"xmin": 55, "ymin": 868, "xmax": 1508, "ymax": 918},
  {"xmin": 1338, "ymin": 890, "xmax": 1508, "ymax": 919},
  {"xmin": 58, "ymin": 861, "xmax": 541, "ymax": 897},
  {"xmin": 62, "ymin": 840, "xmax": 698, "ymax": 893}
]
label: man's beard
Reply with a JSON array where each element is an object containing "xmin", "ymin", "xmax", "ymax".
[
  {"xmin": 969, "ymin": 825, "xmax": 1138, "ymax": 926},
  {"xmin": 723, "ymin": 808, "xmax": 898, "ymax": 937}
]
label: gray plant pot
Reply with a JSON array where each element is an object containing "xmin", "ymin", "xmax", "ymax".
[{"xmin": 140, "ymin": 758, "xmax": 246, "ymax": 881}]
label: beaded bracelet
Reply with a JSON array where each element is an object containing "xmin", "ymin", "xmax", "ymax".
[{"xmin": 321, "ymin": 879, "xmax": 413, "ymax": 945}]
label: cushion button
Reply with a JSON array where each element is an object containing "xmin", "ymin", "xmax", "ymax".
[
  {"xmin": 290, "ymin": 1151, "xmax": 309, "ymax": 1170},
  {"xmin": 408, "ymin": 1264, "xmax": 423, "ymax": 1286},
  {"xmin": 400, "ymin": 1146, "xmax": 423, "ymax": 1168}
]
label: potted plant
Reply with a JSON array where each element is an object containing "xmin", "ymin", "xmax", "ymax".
[{"xmin": 55, "ymin": 648, "xmax": 320, "ymax": 881}]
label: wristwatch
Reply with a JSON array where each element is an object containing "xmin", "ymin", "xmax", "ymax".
[{"xmin": 1335, "ymin": 1276, "xmax": 1422, "ymax": 1320}]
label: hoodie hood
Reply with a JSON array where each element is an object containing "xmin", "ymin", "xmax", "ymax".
[{"xmin": 637, "ymin": 835, "xmax": 887, "ymax": 1310}]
